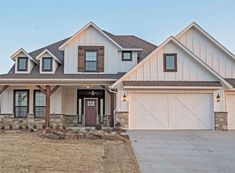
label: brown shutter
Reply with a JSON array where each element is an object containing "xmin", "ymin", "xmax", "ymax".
[
  {"xmin": 97, "ymin": 46, "xmax": 104, "ymax": 72},
  {"xmin": 78, "ymin": 47, "xmax": 85, "ymax": 72}
]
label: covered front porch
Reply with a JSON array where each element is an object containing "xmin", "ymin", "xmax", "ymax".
[{"xmin": 0, "ymin": 83, "xmax": 116, "ymax": 129}]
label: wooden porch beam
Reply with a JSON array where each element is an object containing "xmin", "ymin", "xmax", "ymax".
[
  {"xmin": 36, "ymin": 85, "xmax": 46, "ymax": 94},
  {"xmin": 50, "ymin": 85, "xmax": 60, "ymax": 96},
  {"xmin": 101, "ymin": 85, "xmax": 112, "ymax": 96},
  {"xmin": 0, "ymin": 85, "xmax": 9, "ymax": 94}
]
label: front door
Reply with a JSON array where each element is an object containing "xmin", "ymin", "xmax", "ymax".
[{"xmin": 85, "ymin": 98, "xmax": 97, "ymax": 126}]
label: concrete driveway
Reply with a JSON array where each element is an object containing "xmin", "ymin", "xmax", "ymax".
[{"xmin": 128, "ymin": 130, "xmax": 235, "ymax": 173}]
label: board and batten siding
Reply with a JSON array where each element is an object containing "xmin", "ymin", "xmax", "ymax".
[
  {"xmin": 0, "ymin": 86, "xmax": 62, "ymax": 115},
  {"xmin": 177, "ymin": 27, "xmax": 235, "ymax": 78},
  {"xmin": 64, "ymin": 26, "xmax": 138, "ymax": 74},
  {"xmin": 125, "ymin": 41, "xmax": 218, "ymax": 81},
  {"xmin": 61, "ymin": 87, "xmax": 111, "ymax": 116}
]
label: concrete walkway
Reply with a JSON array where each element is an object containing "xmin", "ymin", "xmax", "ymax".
[{"xmin": 129, "ymin": 130, "xmax": 235, "ymax": 173}]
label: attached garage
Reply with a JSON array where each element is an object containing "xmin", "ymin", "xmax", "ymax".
[
  {"xmin": 226, "ymin": 94, "xmax": 235, "ymax": 129},
  {"xmin": 129, "ymin": 92, "xmax": 214, "ymax": 130}
]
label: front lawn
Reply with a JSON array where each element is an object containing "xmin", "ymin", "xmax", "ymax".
[{"xmin": 0, "ymin": 131, "xmax": 139, "ymax": 173}]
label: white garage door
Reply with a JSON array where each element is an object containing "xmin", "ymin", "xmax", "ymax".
[
  {"xmin": 226, "ymin": 94, "xmax": 235, "ymax": 129},
  {"xmin": 129, "ymin": 93, "xmax": 214, "ymax": 129}
]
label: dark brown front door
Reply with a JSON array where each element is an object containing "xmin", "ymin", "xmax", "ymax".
[{"xmin": 85, "ymin": 98, "xmax": 97, "ymax": 126}]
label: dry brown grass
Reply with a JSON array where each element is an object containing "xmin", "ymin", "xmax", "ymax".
[{"xmin": 0, "ymin": 131, "xmax": 140, "ymax": 173}]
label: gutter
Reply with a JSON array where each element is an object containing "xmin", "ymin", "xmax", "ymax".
[{"xmin": 109, "ymin": 86, "xmax": 117, "ymax": 128}]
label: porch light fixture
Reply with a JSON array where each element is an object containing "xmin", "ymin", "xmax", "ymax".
[
  {"xmin": 216, "ymin": 94, "xmax": 220, "ymax": 102},
  {"xmin": 122, "ymin": 93, "xmax": 127, "ymax": 102}
]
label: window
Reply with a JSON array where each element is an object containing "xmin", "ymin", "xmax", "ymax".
[
  {"xmin": 17, "ymin": 57, "xmax": 28, "ymax": 71},
  {"xmin": 85, "ymin": 51, "xmax": 97, "ymax": 71},
  {"xmin": 163, "ymin": 53, "xmax": 177, "ymax": 72},
  {"xmin": 122, "ymin": 51, "xmax": 132, "ymax": 61},
  {"xmin": 42, "ymin": 57, "xmax": 53, "ymax": 72},
  {"xmin": 14, "ymin": 90, "xmax": 29, "ymax": 118},
  {"xmin": 34, "ymin": 91, "xmax": 46, "ymax": 118}
]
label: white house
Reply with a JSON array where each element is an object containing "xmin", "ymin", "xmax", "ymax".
[{"xmin": 0, "ymin": 22, "xmax": 234, "ymax": 130}]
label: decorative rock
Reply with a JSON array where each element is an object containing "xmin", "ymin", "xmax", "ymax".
[{"xmin": 46, "ymin": 133, "xmax": 60, "ymax": 140}]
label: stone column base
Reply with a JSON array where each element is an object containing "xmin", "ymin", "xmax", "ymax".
[
  {"xmin": 215, "ymin": 112, "xmax": 228, "ymax": 131},
  {"xmin": 116, "ymin": 112, "xmax": 128, "ymax": 128}
]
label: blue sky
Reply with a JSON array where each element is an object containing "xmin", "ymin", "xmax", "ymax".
[{"xmin": 0, "ymin": 0, "xmax": 235, "ymax": 74}]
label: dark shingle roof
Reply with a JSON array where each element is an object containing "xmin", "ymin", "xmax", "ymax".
[
  {"xmin": 103, "ymin": 31, "xmax": 157, "ymax": 61},
  {"xmin": 123, "ymin": 81, "xmax": 222, "ymax": 87},
  {"xmin": 225, "ymin": 79, "xmax": 235, "ymax": 88},
  {"xmin": 29, "ymin": 37, "xmax": 70, "ymax": 62},
  {"xmin": 0, "ymin": 64, "xmax": 125, "ymax": 80},
  {"xmin": 2, "ymin": 28, "xmax": 157, "ymax": 80}
]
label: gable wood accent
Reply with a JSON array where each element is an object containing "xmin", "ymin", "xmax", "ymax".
[
  {"xmin": 17, "ymin": 57, "xmax": 28, "ymax": 72},
  {"xmin": 42, "ymin": 57, "xmax": 53, "ymax": 72},
  {"xmin": 13, "ymin": 89, "xmax": 29, "ymax": 118},
  {"xmin": 78, "ymin": 47, "xmax": 85, "ymax": 72},
  {"xmin": 97, "ymin": 46, "xmax": 104, "ymax": 72},
  {"xmin": 78, "ymin": 46, "xmax": 104, "ymax": 72},
  {"xmin": 163, "ymin": 53, "xmax": 177, "ymax": 72}
]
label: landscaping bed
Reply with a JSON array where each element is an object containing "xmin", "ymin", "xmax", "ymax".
[{"xmin": 0, "ymin": 129, "xmax": 140, "ymax": 173}]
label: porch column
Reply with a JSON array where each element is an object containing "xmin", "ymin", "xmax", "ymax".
[
  {"xmin": 110, "ymin": 92, "xmax": 115, "ymax": 127},
  {"xmin": 36, "ymin": 85, "xmax": 60, "ymax": 128},
  {"xmin": 45, "ymin": 85, "xmax": 51, "ymax": 127},
  {"xmin": 101, "ymin": 85, "xmax": 116, "ymax": 127}
]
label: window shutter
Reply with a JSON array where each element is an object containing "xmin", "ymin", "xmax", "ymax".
[
  {"xmin": 78, "ymin": 47, "xmax": 85, "ymax": 72},
  {"xmin": 97, "ymin": 46, "xmax": 104, "ymax": 72}
]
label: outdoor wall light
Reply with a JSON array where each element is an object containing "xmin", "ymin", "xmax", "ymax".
[
  {"xmin": 122, "ymin": 93, "xmax": 127, "ymax": 102},
  {"xmin": 216, "ymin": 94, "xmax": 221, "ymax": 102}
]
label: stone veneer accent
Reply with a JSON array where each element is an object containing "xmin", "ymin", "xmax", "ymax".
[
  {"xmin": 215, "ymin": 112, "xmax": 228, "ymax": 131},
  {"xmin": 103, "ymin": 114, "xmax": 113, "ymax": 127},
  {"xmin": 0, "ymin": 114, "xmax": 76, "ymax": 129},
  {"xmin": 116, "ymin": 112, "xmax": 129, "ymax": 128},
  {"xmin": 0, "ymin": 114, "xmax": 112, "ymax": 129}
]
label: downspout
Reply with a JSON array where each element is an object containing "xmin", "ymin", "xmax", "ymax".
[{"xmin": 109, "ymin": 86, "xmax": 117, "ymax": 127}]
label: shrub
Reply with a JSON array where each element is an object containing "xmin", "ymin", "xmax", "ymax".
[
  {"xmin": 19, "ymin": 124, "xmax": 23, "ymax": 130},
  {"xmin": 33, "ymin": 124, "xmax": 37, "ymax": 129},
  {"xmin": 42, "ymin": 123, "xmax": 46, "ymax": 129},
  {"xmin": 56, "ymin": 124, "xmax": 60, "ymax": 130},
  {"xmin": 9, "ymin": 124, "xmax": 13, "ymax": 130},
  {"xmin": 24, "ymin": 124, "xmax": 29, "ymax": 129},
  {"xmin": 115, "ymin": 122, "xmax": 121, "ymax": 128}
]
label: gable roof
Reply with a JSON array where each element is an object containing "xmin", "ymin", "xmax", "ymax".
[
  {"xmin": 35, "ymin": 49, "xmax": 62, "ymax": 64},
  {"xmin": 103, "ymin": 31, "xmax": 157, "ymax": 61},
  {"xmin": 111, "ymin": 36, "xmax": 233, "ymax": 89},
  {"xmin": 59, "ymin": 22, "xmax": 128, "ymax": 50},
  {"xmin": 29, "ymin": 37, "xmax": 70, "ymax": 62},
  {"xmin": 11, "ymin": 48, "xmax": 38, "ymax": 64},
  {"xmin": 176, "ymin": 22, "xmax": 235, "ymax": 60}
]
